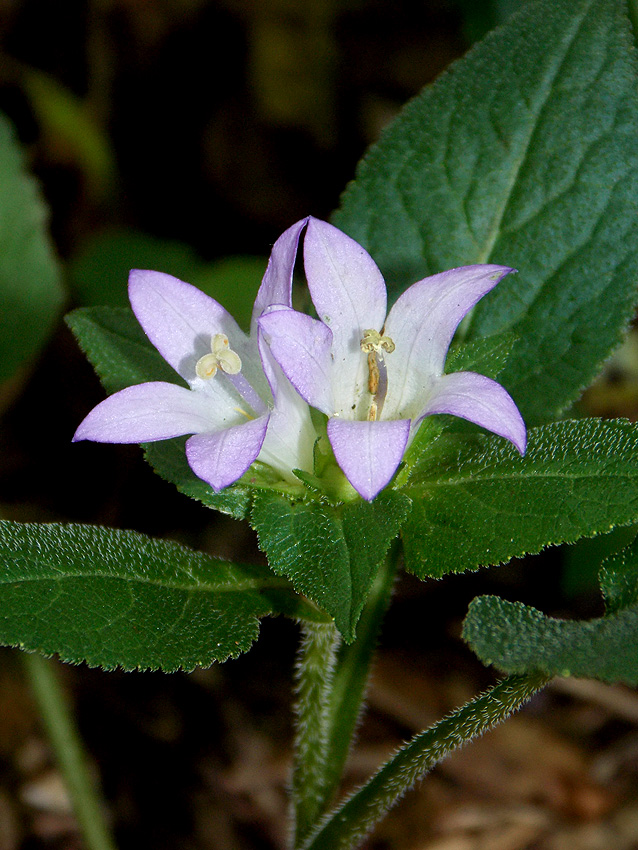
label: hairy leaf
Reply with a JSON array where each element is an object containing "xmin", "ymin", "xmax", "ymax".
[
  {"xmin": 334, "ymin": 0, "xmax": 638, "ymax": 424},
  {"xmin": 0, "ymin": 521, "xmax": 321, "ymax": 671},
  {"xmin": 463, "ymin": 594, "xmax": 638, "ymax": 685},
  {"xmin": 251, "ymin": 491, "xmax": 411, "ymax": 641},
  {"xmin": 403, "ymin": 418, "xmax": 638, "ymax": 578}
]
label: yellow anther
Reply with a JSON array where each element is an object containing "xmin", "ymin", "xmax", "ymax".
[
  {"xmin": 360, "ymin": 328, "xmax": 395, "ymax": 354},
  {"xmin": 196, "ymin": 333, "xmax": 242, "ymax": 380}
]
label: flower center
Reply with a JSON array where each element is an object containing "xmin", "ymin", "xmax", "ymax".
[
  {"xmin": 360, "ymin": 328, "xmax": 395, "ymax": 421},
  {"xmin": 196, "ymin": 334, "xmax": 242, "ymax": 380}
]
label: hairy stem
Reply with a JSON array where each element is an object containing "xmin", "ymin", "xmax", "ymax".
[
  {"xmin": 23, "ymin": 652, "xmax": 118, "ymax": 850},
  {"xmin": 291, "ymin": 621, "xmax": 341, "ymax": 848},
  {"xmin": 303, "ymin": 672, "xmax": 550, "ymax": 850}
]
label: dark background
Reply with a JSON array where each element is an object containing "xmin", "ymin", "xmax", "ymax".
[{"xmin": 1, "ymin": 2, "xmax": 637, "ymax": 848}]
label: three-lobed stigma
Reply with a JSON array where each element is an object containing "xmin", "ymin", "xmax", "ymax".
[{"xmin": 196, "ymin": 334, "xmax": 242, "ymax": 380}]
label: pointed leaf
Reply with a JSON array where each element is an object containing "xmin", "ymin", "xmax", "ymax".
[
  {"xmin": 334, "ymin": 0, "xmax": 638, "ymax": 424},
  {"xmin": 251, "ymin": 491, "xmax": 410, "ymax": 641},
  {"xmin": 403, "ymin": 418, "xmax": 638, "ymax": 578}
]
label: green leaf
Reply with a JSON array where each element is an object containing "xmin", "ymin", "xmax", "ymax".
[
  {"xmin": 462, "ymin": 594, "xmax": 638, "ymax": 684},
  {"xmin": 143, "ymin": 440, "xmax": 251, "ymax": 519},
  {"xmin": 0, "ymin": 110, "xmax": 63, "ymax": 389},
  {"xmin": 66, "ymin": 307, "xmax": 250, "ymax": 518},
  {"xmin": 333, "ymin": 0, "xmax": 638, "ymax": 424},
  {"xmin": 402, "ymin": 418, "xmax": 638, "ymax": 578},
  {"xmin": 251, "ymin": 491, "xmax": 411, "ymax": 641},
  {"xmin": 599, "ymin": 532, "xmax": 638, "ymax": 614},
  {"xmin": 303, "ymin": 672, "xmax": 548, "ymax": 850},
  {"xmin": 445, "ymin": 331, "xmax": 517, "ymax": 379},
  {"xmin": 0, "ymin": 520, "xmax": 320, "ymax": 671},
  {"xmin": 66, "ymin": 306, "xmax": 176, "ymax": 393}
]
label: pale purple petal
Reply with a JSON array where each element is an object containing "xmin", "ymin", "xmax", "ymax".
[
  {"xmin": 251, "ymin": 218, "xmax": 308, "ymax": 332},
  {"xmin": 304, "ymin": 218, "xmax": 387, "ymax": 416},
  {"xmin": 327, "ymin": 418, "xmax": 411, "ymax": 501},
  {"xmin": 129, "ymin": 270, "xmax": 246, "ymax": 383},
  {"xmin": 256, "ymin": 333, "xmax": 316, "ymax": 479},
  {"xmin": 418, "ymin": 371, "xmax": 526, "ymax": 453},
  {"xmin": 185, "ymin": 415, "xmax": 269, "ymax": 491},
  {"xmin": 72, "ymin": 382, "xmax": 226, "ymax": 444},
  {"xmin": 259, "ymin": 306, "xmax": 334, "ymax": 415},
  {"xmin": 384, "ymin": 265, "xmax": 514, "ymax": 418}
]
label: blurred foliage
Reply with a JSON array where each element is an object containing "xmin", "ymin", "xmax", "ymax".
[{"xmin": 0, "ymin": 109, "xmax": 63, "ymax": 405}]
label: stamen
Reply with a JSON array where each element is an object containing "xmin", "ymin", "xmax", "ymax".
[
  {"xmin": 196, "ymin": 333, "xmax": 242, "ymax": 380},
  {"xmin": 360, "ymin": 328, "xmax": 395, "ymax": 354},
  {"xmin": 360, "ymin": 328, "xmax": 394, "ymax": 421}
]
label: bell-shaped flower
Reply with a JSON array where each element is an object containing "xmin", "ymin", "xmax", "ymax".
[
  {"xmin": 259, "ymin": 217, "xmax": 526, "ymax": 501},
  {"xmin": 73, "ymin": 220, "xmax": 317, "ymax": 491}
]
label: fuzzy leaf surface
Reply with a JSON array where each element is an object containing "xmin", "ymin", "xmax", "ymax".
[
  {"xmin": 0, "ymin": 521, "xmax": 321, "ymax": 671},
  {"xmin": 251, "ymin": 491, "xmax": 411, "ymax": 641},
  {"xmin": 463, "ymin": 594, "xmax": 638, "ymax": 685},
  {"xmin": 402, "ymin": 418, "xmax": 638, "ymax": 578},
  {"xmin": 334, "ymin": 0, "xmax": 638, "ymax": 424}
]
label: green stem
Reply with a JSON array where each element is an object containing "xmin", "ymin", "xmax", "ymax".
[
  {"xmin": 23, "ymin": 652, "xmax": 118, "ymax": 850},
  {"xmin": 303, "ymin": 672, "xmax": 550, "ymax": 850},
  {"xmin": 292, "ymin": 621, "xmax": 341, "ymax": 848},
  {"xmin": 321, "ymin": 542, "xmax": 399, "ymax": 809}
]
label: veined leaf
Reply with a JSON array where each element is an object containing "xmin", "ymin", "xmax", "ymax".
[
  {"xmin": 251, "ymin": 491, "xmax": 411, "ymax": 641},
  {"xmin": 334, "ymin": 0, "xmax": 638, "ymax": 424},
  {"xmin": 403, "ymin": 418, "xmax": 638, "ymax": 578},
  {"xmin": 0, "ymin": 521, "xmax": 323, "ymax": 671}
]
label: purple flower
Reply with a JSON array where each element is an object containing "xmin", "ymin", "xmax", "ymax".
[
  {"xmin": 259, "ymin": 218, "xmax": 526, "ymax": 501},
  {"xmin": 73, "ymin": 220, "xmax": 317, "ymax": 491}
]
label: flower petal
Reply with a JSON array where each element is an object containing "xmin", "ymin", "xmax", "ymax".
[
  {"xmin": 384, "ymin": 265, "xmax": 514, "ymax": 419},
  {"xmin": 185, "ymin": 415, "xmax": 269, "ymax": 491},
  {"xmin": 259, "ymin": 306, "xmax": 334, "ymax": 415},
  {"xmin": 327, "ymin": 418, "xmax": 411, "ymax": 501},
  {"xmin": 128, "ymin": 269, "xmax": 246, "ymax": 384},
  {"xmin": 251, "ymin": 217, "xmax": 308, "ymax": 332},
  {"xmin": 256, "ymin": 333, "xmax": 316, "ymax": 481},
  {"xmin": 418, "ymin": 371, "xmax": 526, "ymax": 453},
  {"xmin": 304, "ymin": 218, "xmax": 387, "ymax": 416},
  {"xmin": 72, "ymin": 382, "xmax": 230, "ymax": 444}
]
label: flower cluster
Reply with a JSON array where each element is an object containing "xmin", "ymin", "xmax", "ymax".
[{"xmin": 75, "ymin": 217, "xmax": 526, "ymax": 500}]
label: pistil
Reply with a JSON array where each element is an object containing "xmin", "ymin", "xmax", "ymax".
[{"xmin": 196, "ymin": 334, "xmax": 242, "ymax": 380}]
